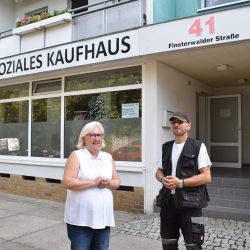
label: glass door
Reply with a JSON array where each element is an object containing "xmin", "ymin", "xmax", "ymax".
[{"xmin": 208, "ymin": 94, "xmax": 241, "ymax": 168}]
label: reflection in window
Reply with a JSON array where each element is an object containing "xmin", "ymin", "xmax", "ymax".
[
  {"xmin": 205, "ymin": 0, "xmax": 242, "ymax": 7},
  {"xmin": 64, "ymin": 89, "xmax": 142, "ymax": 161},
  {"xmin": 32, "ymin": 97, "xmax": 61, "ymax": 158},
  {"xmin": 0, "ymin": 101, "xmax": 28, "ymax": 156},
  {"xmin": 0, "ymin": 83, "xmax": 29, "ymax": 100},
  {"xmin": 65, "ymin": 66, "xmax": 141, "ymax": 92}
]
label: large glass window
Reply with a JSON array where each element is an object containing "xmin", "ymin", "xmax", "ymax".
[
  {"xmin": 0, "ymin": 66, "xmax": 142, "ymax": 162},
  {"xmin": 204, "ymin": 0, "xmax": 245, "ymax": 7},
  {"xmin": 0, "ymin": 101, "xmax": 28, "ymax": 156},
  {"xmin": 65, "ymin": 89, "xmax": 141, "ymax": 161},
  {"xmin": 65, "ymin": 66, "xmax": 141, "ymax": 92},
  {"xmin": 0, "ymin": 82, "xmax": 29, "ymax": 100},
  {"xmin": 32, "ymin": 97, "xmax": 61, "ymax": 158}
]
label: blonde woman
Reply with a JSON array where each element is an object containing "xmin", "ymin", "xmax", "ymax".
[{"xmin": 64, "ymin": 121, "xmax": 120, "ymax": 250}]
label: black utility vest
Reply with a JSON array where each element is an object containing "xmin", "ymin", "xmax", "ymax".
[
  {"xmin": 160, "ymin": 138, "xmax": 209, "ymax": 208},
  {"xmin": 162, "ymin": 138, "xmax": 202, "ymax": 179}
]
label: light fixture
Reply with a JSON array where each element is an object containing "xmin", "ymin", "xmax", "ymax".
[
  {"xmin": 237, "ymin": 78, "xmax": 248, "ymax": 84},
  {"xmin": 216, "ymin": 64, "xmax": 229, "ymax": 71}
]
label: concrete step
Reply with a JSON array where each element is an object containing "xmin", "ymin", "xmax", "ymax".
[
  {"xmin": 203, "ymin": 205, "xmax": 250, "ymax": 221},
  {"xmin": 209, "ymin": 194, "xmax": 250, "ymax": 210},
  {"xmin": 209, "ymin": 177, "xmax": 250, "ymax": 189},
  {"xmin": 153, "ymin": 175, "xmax": 250, "ymax": 221},
  {"xmin": 207, "ymin": 185, "xmax": 250, "ymax": 199}
]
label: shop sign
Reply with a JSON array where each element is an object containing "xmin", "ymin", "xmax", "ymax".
[{"xmin": 0, "ymin": 31, "xmax": 138, "ymax": 79}]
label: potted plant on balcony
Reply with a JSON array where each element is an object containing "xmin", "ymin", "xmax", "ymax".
[
  {"xmin": 13, "ymin": 8, "xmax": 71, "ymax": 35},
  {"xmin": 16, "ymin": 17, "xmax": 29, "ymax": 28}
]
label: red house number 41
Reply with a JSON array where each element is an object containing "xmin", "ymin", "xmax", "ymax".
[{"xmin": 188, "ymin": 16, "xmax": 215, "ymax": 36}]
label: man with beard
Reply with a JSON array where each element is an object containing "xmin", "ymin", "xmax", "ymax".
[{"xmin": 155, "ymin": 112, "xmax": 211, "ymax": 250}]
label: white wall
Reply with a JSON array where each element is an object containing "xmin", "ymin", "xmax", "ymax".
[
  {"xmin": 142, "ymin": 60, "xmax": 159, "ymax": 213},
  {"xmin": 156, "ymin": 61, "xmax": 211, "ymax": 147},
  {"xmin": 0, "ymin": 35, "xmax": 20, "ymax": 58},
  {"xmin": 21, "ymin": 30, "xmax": 44, "ymax": 52},
  {"xmin": 213, "ymin": 86, "xmax": 250, "ymax": 164},
  {"xmin": 0, "ymin": 0, "xmax": 14, "ymax": 32},
  {"xmin": 46, "ymin": 22, "xmax": 72, "ymax": 47}
]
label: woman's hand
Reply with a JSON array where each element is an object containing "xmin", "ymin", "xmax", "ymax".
[
  {"xmin": 99, "ymin": 178, "xmax": 111, "ymax": 188},
  {"xmin": 98, "ymin": 160, "xmax": 120, "ymax": 190},
  {"xmin": 93, "ymin": 177, "xmax": 103, "ymax": 187}
]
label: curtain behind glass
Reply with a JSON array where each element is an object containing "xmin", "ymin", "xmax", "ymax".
[
  {"xmin": 31, "ymin": 97, "xmax": 61, "ymax": 158},
  {"xmin": 0, "ymin": 101, "xmax": 28, "ymax": 156}
]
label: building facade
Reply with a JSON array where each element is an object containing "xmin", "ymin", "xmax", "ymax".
[{"xmin": 0, "ymin": 0, "xmax": 250, "ymax": 213}]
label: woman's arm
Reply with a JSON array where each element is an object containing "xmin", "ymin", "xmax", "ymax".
[{"xmin": 63, "ymin": 152, "xmax": 102, "ymax": 191}]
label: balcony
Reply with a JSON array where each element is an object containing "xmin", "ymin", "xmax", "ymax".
[{"xmin": 0, "ymin": 0, "xmax": 146, "ymax": 59}]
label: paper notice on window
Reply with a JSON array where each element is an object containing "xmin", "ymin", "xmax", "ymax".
[{"xmin": 122, "ymin": 103, "xmax": 139, "ymax": 118}]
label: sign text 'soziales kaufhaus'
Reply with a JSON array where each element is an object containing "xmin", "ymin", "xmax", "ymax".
[{"xmin": 0, "ymin": 36, "xmax": 131, "ymax": 77}]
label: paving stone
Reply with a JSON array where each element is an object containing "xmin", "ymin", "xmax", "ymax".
[{"xmin": 112, "ymin": 215, "xmax": 250, "ymax": 250}]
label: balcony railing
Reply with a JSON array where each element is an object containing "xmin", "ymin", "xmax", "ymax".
[
  {"xmin": 70, "ymin": 0, "xmax": 145, "ymax": 41},
  {"xmin": 0, "ymin": 29, "xmax": 13, "ymax": 38}
]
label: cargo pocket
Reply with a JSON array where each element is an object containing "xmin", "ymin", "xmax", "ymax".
[{"xmin": 191, "ymin": 217, "xmax": 205, "ymax": 245}]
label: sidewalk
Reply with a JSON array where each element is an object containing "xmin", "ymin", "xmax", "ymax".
[{"xmin": 0, "ymin": 192, "xmax": 249, "ymax": 250}]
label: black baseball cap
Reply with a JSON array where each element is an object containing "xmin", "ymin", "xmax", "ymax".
[{"xmin": 169, "ymin": 112, "xmax": 190, "ymax": 122}]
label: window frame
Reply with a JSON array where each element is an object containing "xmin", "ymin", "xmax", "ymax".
[
  {"xmin": 25, "ymin": 6, "xmax": 48, "ymax": 18},
  {"xmin": 32, "ymin": 78, "xmax": 62, "ymax": 96},
  {"xmin": 200, "ymin": 0, "xmax": 250, "ymax": 10}
]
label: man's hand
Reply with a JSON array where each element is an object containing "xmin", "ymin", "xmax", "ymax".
[{"xmin": 162, "ymin": 176, "xmax": 181, "ymax": 190}]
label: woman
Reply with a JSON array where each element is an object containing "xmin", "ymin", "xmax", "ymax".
[{"xmin": 64, "ymin": 121, "xmax": 120, "ymax": 250}]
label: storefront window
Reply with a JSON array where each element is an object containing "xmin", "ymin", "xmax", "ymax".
[
  {"xmin": 31, "ymin": 97, "xmax": 61, "ymax": 158},
  {"xmin": 204, "ymin": 0, "xmax": 243, "ymax": 7},
  {"xmin": 0, "ymin": 66, "xmax": 141, "ymax": 162},
  {"xmin": 65, "ymin": 66, "xmax": 141, "ymax": 92},
  {"xmin": 0, "ymin": 83, "xmax": 29, "ymax": 100},
  {"xmin": 0, "ymin": 101, "xmax": 28, "ymax": 156},
  {"xmin": 65, "ymin": 89, "xmax": 142, "ymax": 161}
]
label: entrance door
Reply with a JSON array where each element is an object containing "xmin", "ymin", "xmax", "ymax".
[{"xmin": 208, "ymin": 94, "xmax": 241, "ymax": 168}]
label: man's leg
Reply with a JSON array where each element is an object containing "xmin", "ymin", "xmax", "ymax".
[
  {"xmin": 179, "ymin": 208, "xmax": 204, "ymax": 250},
  {"xmin": 160, "ymin": 196, "xmax": 180, "ymax": 250}
]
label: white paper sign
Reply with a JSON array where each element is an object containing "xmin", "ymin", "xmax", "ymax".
[{"xmin": 122, "ymin": 103, "xmax": 139, "ymax": 118}]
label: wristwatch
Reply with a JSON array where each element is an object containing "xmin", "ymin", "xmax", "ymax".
[{"xmin": 178, "ymin": 179, "xmax": 184, "ymax": 188}]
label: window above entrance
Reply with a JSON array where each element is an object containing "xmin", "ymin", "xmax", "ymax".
[{"xmin": 203, "ymin": 0, "xmax": 249, "ymax": 8}]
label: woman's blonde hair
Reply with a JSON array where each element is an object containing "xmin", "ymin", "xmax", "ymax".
[{"xmin": 76, "ymin": 121, "xmax": 105, "ymax": 149}]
